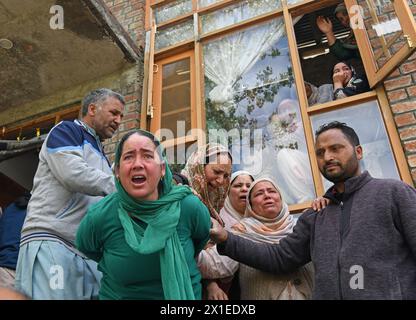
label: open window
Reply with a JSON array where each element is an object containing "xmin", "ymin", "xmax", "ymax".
[{"xmin": 345, "ymin": 0, "xmax": 416, "ymax": 87}]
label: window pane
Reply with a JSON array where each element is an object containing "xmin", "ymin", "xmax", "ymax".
[
  {"xmin": 203, "ymin": 19, "xmax": 316, "ymax": 205},
  {"xmin": 310, "ymin": 101, "xmax": 400, "ymax": 190},
  {"xmin": 155, "ymin": 19, "xmax": 194, "ymax": 51},
  {"xmin": 198, "ymin": 0, "xmax": 222, "ymax": 8},
  {"xmin": 358, "ymin": 0, "xmax": 407, "ymax": 70},
  {"xmin": 161, "ymin": 58, "xmax": 191, "ymax": 138},
  {"xmin": 198, "ymin": 0, "xmax": 304, "ymax": 10},
  {"xmin": 154, "ymin": 0, "xmax": 192, "ymax": 25},
  {"xmin": 201, "ymin": 0, "xmax": 281, "ymax": 35}
]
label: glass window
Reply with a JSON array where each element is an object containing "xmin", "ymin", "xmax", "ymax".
[
  {"xmin": 203, "ymin": 19, "xmax": 316, "ymax": 205},
  {"xmin": 200, "ymin": 0, "xmax": 281, "ymax": 35},
  {"xmin": 160, "ymin": 58, "xmax": 192, "ymax": 138},
  {"xmin": 155, "ymin": 19, "xmax": 194, "ymax": 51},
  {"xmin": 357, "ymin": 0, "xmax": 407, "ymax": 70},
  {"xmin": 154, "ymin": 0, "xmax": 192, "ymax": 25},
  {"xmin": 198, "ymin": 0, "xmax": 222, "ymax": 8},
  {"xmin": 310, "ymin": 101, "xmax": 400, "ymax": 190}
]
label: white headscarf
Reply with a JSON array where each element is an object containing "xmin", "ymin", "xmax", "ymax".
[{"xmin": 231, "ymin": 176, "xmax": 296, "ymax": 244}]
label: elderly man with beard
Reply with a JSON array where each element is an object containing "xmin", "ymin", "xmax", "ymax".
[
  {"xmin": 210, "ymin": 121, "xmax": 416, "ymax": 299},
  {"xmin": 15, "ymin": 88, "xmax": 124, "ymax": 300}
]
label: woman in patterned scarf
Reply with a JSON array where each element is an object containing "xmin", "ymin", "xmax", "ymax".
[
  {"xmin": 182, "ymin": 143, "xmax": 232, "ymax": 226},
  {"xmin": 231, "ymin": 176, "xmax": 313, "ymax": 299}
]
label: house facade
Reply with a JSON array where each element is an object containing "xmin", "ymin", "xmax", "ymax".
[{"xmin": 1, "ymin": 0, "xmax": 415, "ymax": 212}]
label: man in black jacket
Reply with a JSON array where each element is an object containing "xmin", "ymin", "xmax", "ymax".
[{"xmin": 210, "ymin": 121, "xmax": 416, "ymax": 299}]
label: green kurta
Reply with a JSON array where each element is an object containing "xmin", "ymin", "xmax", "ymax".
[{"xmin": 76, "ymin": 193, "xmax": 210, "ymax": 300}]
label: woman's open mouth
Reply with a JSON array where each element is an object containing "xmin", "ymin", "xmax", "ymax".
[{"xmin": 131, "ymin": 175, "xmax": 146, "ymax": 185}]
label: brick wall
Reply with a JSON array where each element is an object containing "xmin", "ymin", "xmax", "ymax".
[
  {"xmin": 357, "ymin": 0, "xmax": 416, "ymax": 185},
  {"xmin": 103, "ymin": 0, "xmax": 146, "ymax": 49},
  {"xmin": 102, "ymin": 0, "xmax": 146, "ymax": 162},
  {"xmin": 381, "ymin": 3, "xmax": 416, "ymax": 185}
]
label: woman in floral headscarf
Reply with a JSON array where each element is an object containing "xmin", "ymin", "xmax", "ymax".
[{"xmin": 182, "ymin": 143, "xmax": 232, "ymax": 226}]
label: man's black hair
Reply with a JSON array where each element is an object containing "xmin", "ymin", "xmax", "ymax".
[{"xmin": 315, "ymin": 121, "xmax": 360, "ymax": 146}]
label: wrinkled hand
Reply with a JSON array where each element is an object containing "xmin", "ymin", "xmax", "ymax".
[
  {"xmin": 316, "ymin": 16, "xmax": 333, "ymax": 34},
  {"xmin": 206, "ymin": 281, "xmax": 229, "ymax": 300},
  {"xmin": 311, "ymin": 196, "xmax": 330, "ymax": 211},
  {"xmin": 209, "ymin": 218, "xmax": 228, "ymax": 244}
]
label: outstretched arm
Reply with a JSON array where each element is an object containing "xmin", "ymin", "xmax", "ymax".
[{"xmin": 211, "ymin": 211, "xmax": 314, "ymax": 274}]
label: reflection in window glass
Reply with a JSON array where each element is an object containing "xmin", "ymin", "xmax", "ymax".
[
  {"xmin": 357, "ymin": 0, "xmax": 406, "ymax": 70},
  {"xmin": 154, "ymin": 0, "xmax": 192, "ymax": 25},
  {"xmin": 311, "ymin": 101, "xmax": 400, "ymax": 190},
  {"xmin": 155, "ymin": 19, "xmax": 194, "ymax": 51},
  {"xmin": 201, "ymin": 0, "xmax": 280, "ymax": 34},
  {"xmin": 161, "ymin": 58, "xmax": 192, "ymax": 138},
  {"xmin": 203, "ymin": 19, "xmax": 315, "ymax": 205}
]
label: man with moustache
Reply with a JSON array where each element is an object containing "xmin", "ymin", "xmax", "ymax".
[
  {"xmin": 15, "ymin": 88, "xmax": 124, "ymax": 299},
  {"xmin": 210, "ymin": 121, "xmax": 416, "ymax": 299}
]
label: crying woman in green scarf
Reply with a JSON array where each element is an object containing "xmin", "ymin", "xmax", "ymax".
[{"xmin": 76, "ymin": 130, "xmax": 211, "ymax": 300}]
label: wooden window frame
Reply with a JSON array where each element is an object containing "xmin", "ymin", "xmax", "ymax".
[
  {"xmin": 344, "ymin": 0, "xmax": 416, "ymax": 88},
  {"xmin": 1, "ymin": 105, "xmax": 81, "ymax": 141},
  {"xmin": 150, "ymin": 50, "xmax": 199, "ymax": 148},
  {"xmin": 143, "ymin": 0, "xmax": 415, "ymax": 212}
]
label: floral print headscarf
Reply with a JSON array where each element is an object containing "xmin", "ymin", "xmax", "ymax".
[{"xmin": 182, "ymin": 143, "xmax": 232, "ymax": 226}]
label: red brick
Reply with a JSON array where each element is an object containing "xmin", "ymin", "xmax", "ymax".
[
  {"xmin": 400, "ymin": 127, "xmax": 416, "ymax": 140},
  {"xmin": 404, "ymin": 140, "xmax": 416, "ymax": 153},
  {"xmin": 388, "ymin": 68, "xmax": 401, "ymax": 78},
  {"xmin": 409, "ymin": 51, "xmax": 416, "ymax": 61},
  {"xmin": 124, "ymin": 94, "xmax": 138, "ymax": 103},
  {"xmin": 394, "ymin": 113, "xmax": 416, "ymax": 127},
  {"xmin": 104, "ymin": 142, "xmax": 116, "ymax": 154},
  {"xmin": 407, "ymin": 85, "xmax": 416, "ymax": 98},
  {"xmin": 400, "ymin": 60, "xmax": 416, "ymax": 74},
  {"xmin": 123, "ymin": 113, "xmax": 139, "ymax": 121},
  {"xmin": 387, "ymin": 89, "xmax": 408, "ymax": 102},
  {"xmin": 392, "ymin": 101, "xmax": 416, "ymax": 113},
  {"xmin": 409, "ymin": 154, "xmax": 416, "ymax": 167},
  {"xmin": 384, "ymin": 75, "xmax": 412, "ymax": 90},
  {"xmin": 124, "ymin": 119, "xmax": 138, "ymax": 130}
]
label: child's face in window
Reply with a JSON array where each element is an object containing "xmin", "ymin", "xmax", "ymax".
[
  {"xmin": 333, "ymin": 62, "xmax": 353, "ymax": 86},
  {"xmin": 336, "ymin": 11, "xmax": 350, "ymax": 28}
]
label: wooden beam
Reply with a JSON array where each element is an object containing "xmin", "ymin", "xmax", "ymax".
[
  {"xmin": 283, "ymin": 3, "xmax": 324, "ymax": 197},
  {"xmin": 307, "ymin": 91, "xmax": 378, "ymax": 115},
  {"xmin": 375, "ymin": 85, "xmax": 414, "ymax": 186}
]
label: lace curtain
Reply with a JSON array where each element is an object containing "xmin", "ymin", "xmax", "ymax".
[{"xmin": 203, "ymin": 16, "xmax": 301, "ymax": 113}]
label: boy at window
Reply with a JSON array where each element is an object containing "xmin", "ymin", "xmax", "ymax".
[{"xmin": 332, "ymin": 61, "xmax": 369, "ymax": 100}]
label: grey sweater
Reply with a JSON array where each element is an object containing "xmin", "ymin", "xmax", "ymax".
[{"xmin": 218, "ymin": 171, "xmax": 416, "ymax": 299}]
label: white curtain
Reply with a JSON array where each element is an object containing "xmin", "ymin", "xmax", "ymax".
[{"xmin": 203, "ymin": 16, "xmax": 301, "ymax": 113}]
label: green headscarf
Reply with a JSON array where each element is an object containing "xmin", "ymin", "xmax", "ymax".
[{"xmin": 114, "ymin": 129, "xmax": 195, "ymax": 300}]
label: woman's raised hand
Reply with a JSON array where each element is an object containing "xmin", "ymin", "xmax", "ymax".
[{"xmin": 316, "ymin": 16, "xmax": 333, "ymax": 34}]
